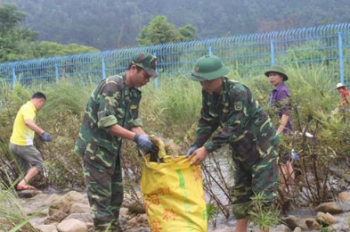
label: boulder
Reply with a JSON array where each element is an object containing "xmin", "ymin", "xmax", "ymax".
[
  {"xmin": 304, "ymin": 218, "xmax": 321, "ymax": 230},
  {"xmin": 281, "ymin": 215, "xmax": 308, "ymax": 231},
  {"xmin": 69, "ymin": 203, "xmax": 90, "ymax": 214},
  {"xmin": 65, "ymin": 213, "xmax": 93, "ymax": 223},
  {"xmin": 315, "ymin": 202, "xmax": 343, "ymax": 214},
  {"xmin": 338, "ymin": 192, "xmax": 350, "ymax": 203},
  {"xmin": 57, "ymin": 219, "xmax": 88, "ymax": 232},
  {"xmin": 35, "ymin": 224, "xmax": 58, "ymax": 232},
  {"xmin": 316, "ymin": 212, "xmax": 338, "ymax": 225}
]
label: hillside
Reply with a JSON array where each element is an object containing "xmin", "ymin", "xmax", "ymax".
[{"xmin": 2, "ymin": 0, "xmax": 350, "ymax": 49}]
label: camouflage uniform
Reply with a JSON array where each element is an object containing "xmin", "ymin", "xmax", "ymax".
[
  {"xmin": 192, "ymin": 77, "xmax": 280, "ymax": 219},
  {"xmin": 74, "ymin": 74, "xmax": 143, "ymax": 231}
]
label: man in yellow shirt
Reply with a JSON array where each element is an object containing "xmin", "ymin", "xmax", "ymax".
[{"xmin": 9, "ymin": 92, "xmax": 52, "ymax": 190}]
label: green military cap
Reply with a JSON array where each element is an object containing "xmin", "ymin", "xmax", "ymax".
[
  {"xmin": 132, "ymin": 53, "xmax": 158, "ymax": 77},
  {"xmin": 264, "ymin": 65, "xmax": 288, "ymax": 81},
  {"xmin": 191, "ymin": 55, "xmax": 230, "ymax": 81}
]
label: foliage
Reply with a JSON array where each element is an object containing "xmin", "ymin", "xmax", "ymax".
[
  {"xmin": 1, "ymin": 63, "xmax": 350, "ymax": 228},
  {"xmin": 0, "ymin": 179, "xmax": 38, "ymax": 231},
  {"xmin": 34, "ymin": 41, "xmax": 99, "ymax": 58},
  {"xmin": 0, "ymin": 3, "xmax": 37, "ymax": 62},
  {"xmin": 249, "ymin": 193, "xmax": 280, "ymax": 230},
  {"xmin": 207, "ymin": 202, "xmax": 220, "ymax": 224},
  {"xmin": 2, "ymin": 0, "xmax": 350, "ymax": 49},
  {"xmin": 0, "ymin": 4, "xmax": 98, "ymax": 63},
  {"xmin": 137, "ymin": 15, "xmax": 196, "ymax": 46}
]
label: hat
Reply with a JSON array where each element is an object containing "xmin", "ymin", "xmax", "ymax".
[
  {"xmin": 191, "ymin": 55, "xmax": 229, "ymax": 81},
  {"xmin": 264, "ymin": 65, "xmax": 288, "ymax": 81},
  {"xmin": 132, "ymin": 53, "xmax": 158, "ymax": 77},
  {"xmin": 336, "ymin": 83, "xmax": 345, "ymax": 89}
]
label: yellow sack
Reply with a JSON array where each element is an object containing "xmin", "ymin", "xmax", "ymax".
[{"xmin": 141, "ymin": 156, "xmax": 208, "ymax": 232}]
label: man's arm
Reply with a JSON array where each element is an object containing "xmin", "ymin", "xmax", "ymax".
[
  {"xmin": 109, "ymin": 125, "xmax": 146, "ymax": 142},
  {"xmin": 109, "ymin": 124, "xmax": 137, "ymax": 141},
  {"xmin": 276, "ymin": 114, "xmax": 289, "ymax": 135},
  {"xmin": 24, "ymin": 119, "xmax": 45, "ymax": 135}
]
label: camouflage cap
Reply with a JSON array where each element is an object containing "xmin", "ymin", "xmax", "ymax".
[{"xmin": 132, "ymin": 53, "xmax": 158, "ymax": 77}]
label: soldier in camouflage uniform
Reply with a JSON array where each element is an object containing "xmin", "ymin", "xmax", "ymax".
[
  {"xmin": 74, "ymin": 53, "xmax": 158, "ymax": 232},
  {"xmin": 186, "ymin": 55, "xmax": 279, "ymax": 232}
]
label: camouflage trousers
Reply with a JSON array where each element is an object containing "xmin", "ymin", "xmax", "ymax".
[
  {"xmin": 231, "ymin": 148, "xmax": 279, "ymax": 219},
  {"xmin": 83, "ymin": 153, "xmax": 123, "ymax": 232}
]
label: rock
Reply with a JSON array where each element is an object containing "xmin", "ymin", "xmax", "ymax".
[
  {"xmin": 86, "ymin": 222, "xmax": 93, "ymax": 230},
  {"xmin": 128, "ymin": 201, "xmax": 145, "ymax": 214},
  {"xmin": 63, "ymin": 191, "xmax": 87, "ymax": 204},
  {"xmin": 35, "ymin": 224, "xmax": 58, "ymax": 232},
  {"xmin": 44, "ymin": 210, "xmax": 68, "ymax": 224},
  {"xmin": 65, "ymin": 213, "xmax": 93, "ymax": 223},
  {"xmin": 48, "ymin": 191, "xmax": 86, "ymax": 216},
  {"xmin": 315, "ymin": 202, "xmax": 343, "ymax": 214},
  {"xmin": 136, "ymin": 214, "xmax": 148, "ymax": 224},
  {"xmin": 45, "ymin": 194, "xmax": 61, "ymax": 205},
  {"xmin": 330, "ymin": 222, "xmax": 350, "ymax": 231},
  {"xmin": 119, "ymin": 207, "xmax": 129, "ymax": 217},
  {"xmin": 317, "ymin": 212, "xmax": 338, "ymax": 225},
  {"xmin": 292, "ymin": 227, "xmax": 301, "ymax": 232},
  {"xmin": 274, "ymin": 224, "xmax": 292, "ymax": 232},
  {"xmin": 48, "ymin": 196, "xmax": 71, "ymax": 215},
  {"xmin": 281, "ymin": 216, "xmax": 308, "ymax": 231},
  {"xmin": 304, "ymin": 218, "xmax": 321, "ymax": 230},
  {"xmin": 17, "ymin": 190, "xmax": 41, "ymax": 198},
  {"xmin": 127, "ymin": 217, "xmax": 138, "ymax": 228},
  {"xmin": 339, "ymin": 192, "xmax": 350, "ymax": 202},
  {"xmin": 57, "ymin": 219, "xmax": 88, "ymax": 232},
  {"xmin": 69, "ymin": 203, "xmax": 90, "ymax": 214}
]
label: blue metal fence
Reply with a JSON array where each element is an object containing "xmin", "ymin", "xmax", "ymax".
[{"xmin": 1, "ymin": 23, "xmax": 350, "ymax": 87}]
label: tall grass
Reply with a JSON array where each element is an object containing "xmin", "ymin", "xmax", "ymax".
[
  {"xmin": 0, "ymin": 179, "xmax": 37, "ymax": 232},
  {"xmin": 0, "ymin": 64, "xmax": 349, "ymax": 225}
]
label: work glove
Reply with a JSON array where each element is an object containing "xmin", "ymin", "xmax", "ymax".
[
  {"xmin": 40, "ymin": 132, "xmax": 52, "ymax": 142},
  {"xmin": 291, "ymin": 149, "xmax": 300, "ymax": 161},
  {"xmin": 186, "ymin": 146, "xmax": 198, "ymax": 157},
  {"xmin": 134, "ymin": 134, "xmax": 154, "ymax": 152}
]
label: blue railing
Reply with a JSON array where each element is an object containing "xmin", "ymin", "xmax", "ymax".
[{"xmin": 1, "ymin": 22, "xmax": 350, "ymax": 87}]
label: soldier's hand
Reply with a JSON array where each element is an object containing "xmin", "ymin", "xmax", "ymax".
[
  {"xmin": 186, "ymin": 146, "xmax": 198, "ymax": 157},
  {"xmin": 40, "ymin": 132, "xmax": 52, "ymax": 142},
  {"xmin": 134, "ymin": 134, "xmax": 154, "ymax": 152},
  {"xmin": 189, "ymin": 147, "xmax": 208, "ymax": 165}
]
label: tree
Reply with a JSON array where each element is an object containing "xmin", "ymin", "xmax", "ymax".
[
  {"xmin": 137, "ymin": 15, "xmax": 197, "ymax": 46},
  {"xmin": 0, "ymin": 4, "xmax": 37, "ymax": 62}
]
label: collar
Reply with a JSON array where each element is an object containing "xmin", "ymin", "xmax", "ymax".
[
  {"xmin": 122, "ymin": 73, "xmax": 141, "ymax": 93},
  {"xmin": 273, "ymin": 82, "xmax": 286, "ymax": 91}
]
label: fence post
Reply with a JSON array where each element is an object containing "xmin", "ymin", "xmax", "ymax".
[
  {"xmin": 12, "ymin": 67, "xmax": 16, "ymax": 87},
  {"xmin": 102, "ymin": 56, "xmax": 106, "ymax": 80},
  {"xmin": 154, "ymin": 52, "xmax": 158, "ymax": 91},
  {"xmin": 338, "ymin": 32, "xmax": 344, "ymax": 84},
  {"xmin": 270, "ymin": 40, "xmax": 275, "ymax": 65},
  {"xmin": 55, "ymin": 64, "xmax": 59, "ymax": 83}
]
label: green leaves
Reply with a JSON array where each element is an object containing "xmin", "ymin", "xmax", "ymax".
[{"xmin": 137, "ymin": 16, "xmax": 197, "ymax": 46}]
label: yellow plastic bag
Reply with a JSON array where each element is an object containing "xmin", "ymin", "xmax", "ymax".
[{"xmin": 141, "ymin": 156, "xmax": 208, "ymax": 232}]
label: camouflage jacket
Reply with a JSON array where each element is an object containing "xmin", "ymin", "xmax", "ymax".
[
  {"xmin": 74, "ymin": 74, "xmax": 142, "ymax": 159},
  {"xmin": 193, "ymin": 77, "xmax": 279, "ymax": 157}
]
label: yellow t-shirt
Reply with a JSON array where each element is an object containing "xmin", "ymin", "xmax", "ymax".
[{"xmin": 10, "ymin": 101, "xmax": 37, "ymax": 146}]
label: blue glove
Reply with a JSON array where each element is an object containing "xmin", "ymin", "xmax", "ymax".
[
  {"xmin": 40, "ymin": 132, "xmax": 52, "ymax": 142},
  {"xmin": 291, "ymin": 149, "xmax": 300, "ymax": 161},
  {"xmin": 186, "ymin": 146, "xmax": 198, "ymax": 157},
  {"xmin": 134, "ymin": 134, "xmax": 153, "ymax": 152}
]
